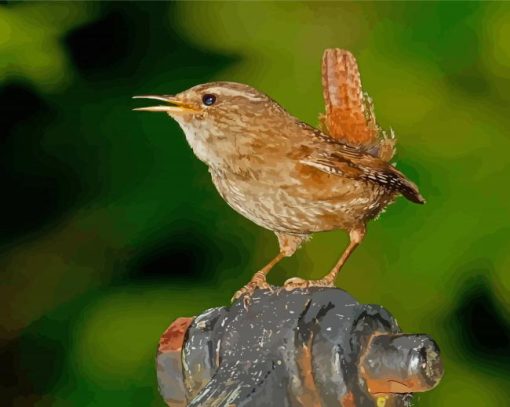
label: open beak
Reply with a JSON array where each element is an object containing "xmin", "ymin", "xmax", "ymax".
[{"xmin": 132, "ymin": 95, "xmax": 197, "ymax": 113}]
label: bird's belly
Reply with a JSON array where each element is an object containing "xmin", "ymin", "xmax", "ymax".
[{"xmin": 210, "ymin": 171, "xmax": 393, "ymax": 234}]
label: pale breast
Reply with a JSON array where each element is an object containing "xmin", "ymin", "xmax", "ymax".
[{"xmin": 209, "ymin": 168, "xmax": 394, "ymax": 234}]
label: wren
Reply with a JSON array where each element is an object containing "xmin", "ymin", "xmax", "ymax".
[{"xmin": 134, "ymin": 61, "xmax": 424, "ymax": 301}]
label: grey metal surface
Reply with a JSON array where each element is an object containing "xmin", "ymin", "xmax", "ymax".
[{"xmin": 158, "ymin": 287, "xmax": 443, "ymax": 407}]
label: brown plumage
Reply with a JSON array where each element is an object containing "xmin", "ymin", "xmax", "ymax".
[
  {"xmin": 133, "ymin": 51, "xmax": 424, "ymax": 301},
  {"xmin": 320, "ymin": 48, "xmax": 396, "ymax": 161}
]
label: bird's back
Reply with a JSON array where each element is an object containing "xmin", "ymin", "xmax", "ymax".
[{"xmin": 208, "ymin": 120, "xmax": 416, "ymax": 234}]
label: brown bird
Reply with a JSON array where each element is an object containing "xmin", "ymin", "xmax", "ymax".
[{"xmin": 134, "ymin": 51, "xmax": 424, "ymax": 301}]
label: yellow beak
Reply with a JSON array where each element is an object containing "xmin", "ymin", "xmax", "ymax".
[{"xmin": 132, "ymin": 95, "xmax": 197, "ymax": 113}]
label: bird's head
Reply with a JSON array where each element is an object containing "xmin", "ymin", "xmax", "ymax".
[
  {"xmin": 133, "ymin": 81, "xmax": 287, "ymax": 128},
  {"xmin": 134, "ymin": 82, "xmax": 291, "ymax": 167}
]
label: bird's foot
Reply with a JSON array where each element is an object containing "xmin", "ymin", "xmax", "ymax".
[
  {"xmin": 283, "ymin": 277, "xmax": 335, "ymax": 291},
  {"xmin": 231, "ymin": 272, "xmax": 273, "ymax": 307}
]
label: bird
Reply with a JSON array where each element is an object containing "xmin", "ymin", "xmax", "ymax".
[{"xmin": 133, "ymin": 50, "xmax": 424, "ymax": 302}]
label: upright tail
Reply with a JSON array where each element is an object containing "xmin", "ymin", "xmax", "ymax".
[
  {"xmin": 320, "ymin": 49, "xmax": 397, "ymax": 162},
  {"xmin": 320, "ymin": 49, "xmax": 378, "ymax": 147}
]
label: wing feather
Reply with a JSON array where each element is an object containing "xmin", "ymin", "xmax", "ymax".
[{"xmin": 300, "ymin": 151, "xmax": 425, "ymax": 204}]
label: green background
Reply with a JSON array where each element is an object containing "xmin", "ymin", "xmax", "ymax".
[{"xmin": 1, "ymin": 2, "xmax": 509, "ymax": 406}]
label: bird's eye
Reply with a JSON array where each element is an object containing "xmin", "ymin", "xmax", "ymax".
[{"xmin": 202, "ymin": 94, "xmax": 216, "ymax": 106}]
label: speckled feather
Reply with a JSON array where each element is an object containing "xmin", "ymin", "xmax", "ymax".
[{"xmin": 169, "ymin": 82, "xmax": 424, "ymax": 239}]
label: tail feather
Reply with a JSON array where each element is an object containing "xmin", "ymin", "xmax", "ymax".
[{"xmin": 321, "ymin": 49, "xmax": 378, "ymax": 147}]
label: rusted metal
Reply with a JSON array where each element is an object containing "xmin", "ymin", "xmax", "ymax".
[
  {"xmin": 159, "ymin": 317, "xmax": 194, "ymax": 353},
  {"xmin": 157, "ymin": 288, "xmax": 443, "ymax": 407},
  {"xmin": 361, "ymin": 334, "xmax": 444, "ymax": 394},
  {"xmin": 157, "ymin": 317, "xmax": 194, "ymax": 407}
]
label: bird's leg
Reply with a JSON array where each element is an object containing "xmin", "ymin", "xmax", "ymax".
[
  {"xmin": 232, "ymin": 233, "xmax": 307, "ymax": 303},
  {"xmin": 317, "ymin": 227, "xmax": 365, "ymax": 285},
  {"xmin": 284, "ymin": 227, "xmax": 365, "ymax": 290},
  {"xmin": 231, "ymin": 251, "xmax": 285, "ymax": 303}
]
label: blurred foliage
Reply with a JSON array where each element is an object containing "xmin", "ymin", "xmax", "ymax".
[
  {"xmin": 0, "ymin": 3, "xmax": 97, "ymax": 91},
  {"xmin": 0, "ymin": 2, "xmax": 509, "ymax": 406}
]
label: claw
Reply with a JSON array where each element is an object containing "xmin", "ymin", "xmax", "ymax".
[
  {"xmin": 283, "ymin": 277, "xmax": 309, "ymax": 291},
  {"xmin": 284, "ymin": 277, "xmax": 335, "ymax": 291},
  {"xmin": 231, "ymin": 279, "xmax": 272, "ymax": 306}
]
